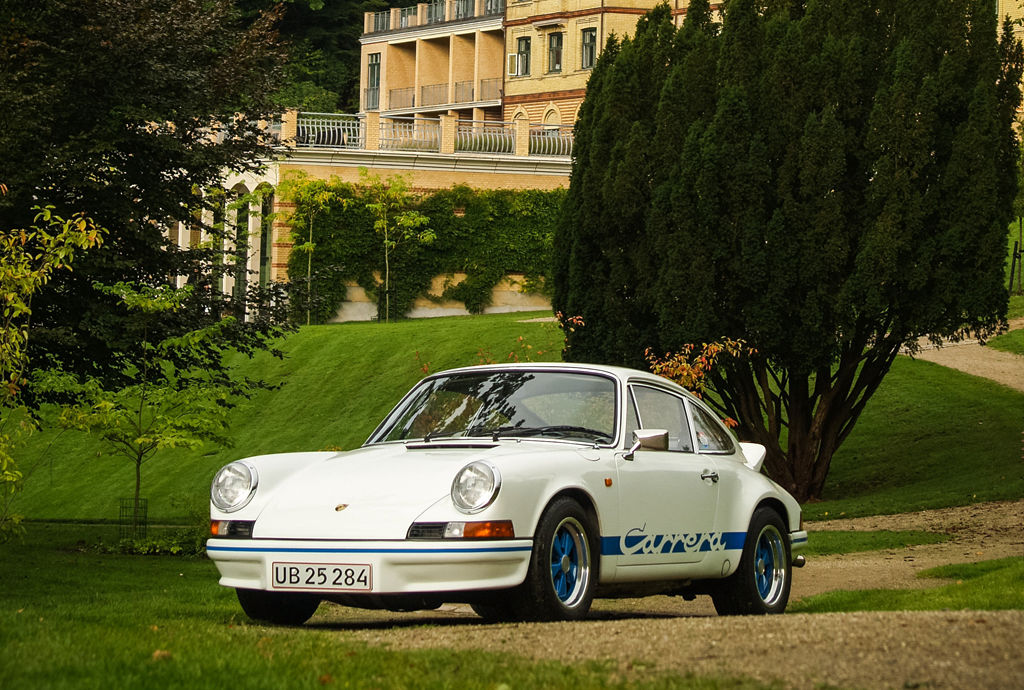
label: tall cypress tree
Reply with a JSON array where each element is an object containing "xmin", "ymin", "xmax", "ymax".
[{"xmin": 555, "ymin": 0, "xmax": 1022, "ymax": 501}]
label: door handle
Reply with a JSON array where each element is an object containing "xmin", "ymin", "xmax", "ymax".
[{"xmin": 701, "ymin": 470, "xmax": 719, "ymax": 483}]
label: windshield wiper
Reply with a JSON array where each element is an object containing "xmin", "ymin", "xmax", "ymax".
[
  {"xmin": 422, "ymin": 430, "xmax": 464, "ymax": 442},
  {"xmin": 488, "ymin": 425, "xmax": 612, "ymax": 442}
]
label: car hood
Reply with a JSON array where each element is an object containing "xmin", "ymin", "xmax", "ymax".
[{"xmin": 251, "ymin": 441, "xmax": 515, "ymax": 540}]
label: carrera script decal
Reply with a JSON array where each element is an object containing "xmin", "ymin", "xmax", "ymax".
[{"xmin": 600, "ymin": 528, "xmax": 746, "ymax": 556}]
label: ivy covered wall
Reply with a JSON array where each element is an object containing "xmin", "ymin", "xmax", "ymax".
[{"xmin": 283, "ymin": 177, "xmax": 565, "ymax": 323}]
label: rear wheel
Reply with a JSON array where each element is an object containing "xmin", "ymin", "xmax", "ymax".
[
  {"xmin": 514, "ymin": 496, "xmax": 597, "ymax": 621},
  {"xmin": 711, "ymin": 507, "xmax": 791, "ymax": 615},
  {"xmin": 236, "ymin": 588, "xmax": 320, "ymax": 625}
]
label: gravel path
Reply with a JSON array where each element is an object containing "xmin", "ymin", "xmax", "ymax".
[
  {"xmin": 905, "ymin": 317, "xmax": 1024, "ymax": 392},
  {"xmin": 308, "ymin": 499, "xmax": 1024, "ymax": 689}
]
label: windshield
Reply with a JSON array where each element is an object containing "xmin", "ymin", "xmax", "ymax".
[{"xmin": 370, "ymin": 370, "xmax": 617, "ymax": 445}]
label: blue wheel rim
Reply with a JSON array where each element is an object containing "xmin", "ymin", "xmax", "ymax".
[
  {"xmin": 753, "ymin": 524, "xmax": 786, "ymax": 606},
  {"xmin": 548, "ymin": 517, "xmax": 590, "ymax": 607}
]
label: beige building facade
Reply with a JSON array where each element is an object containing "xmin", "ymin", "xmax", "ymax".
[
  {"xmin": 169, "ymin": 2, "xmax": 1022, "ymax": 320},
  {"xmin": 359, "ymin": 1, "xmax": 710, "ymax": 127}
]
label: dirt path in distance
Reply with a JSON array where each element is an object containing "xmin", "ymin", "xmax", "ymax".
[{"xmin": 906, "ymin": 317, "xmax": 1024, "ymax": 392}]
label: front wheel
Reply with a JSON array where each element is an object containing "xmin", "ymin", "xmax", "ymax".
[
  {"xmin": 236, "ymin": 588, "xmax": 320, "ymax": 625},
  {"xmin": 513, "ymin": 496, "xmax": 597, "ymax": 621},
  {"xmin": 711, "ymin": 507, "xmax": 791, "ymax": 615}
]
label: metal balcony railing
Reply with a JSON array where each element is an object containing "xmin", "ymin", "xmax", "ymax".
[
  {"xmin": 389, "ymin": 87, "xmax": 415, "ymax": 110},
  {"xmin": 380, "ymin": 116, "xmax": 441, "ymax": 152},
  {"xmin": 399, "ymin": 6, "xmax": 417, "ymax": 27},
  {"xmin": 420, "ymin": 83, "xmax": 448, "ymax": 107},
  {"xmin": 296, "ymin": 113, "xmax": 365, "ymax": 149},
  {"xmin": 529, "ymin": 125, "xmax": 574, "ymax": 157},
  {"xmin": 371, "ymin": 10, "xmax": 390, "ymax": 32},
  {"xmin": 484, "ymin": 0, "xmax": 505, "ymax": 16},
  {"xmin": 479, "ymin": 77, "xmax": 502, "ymax": 101},
  {"xmin": 452, "ymin": 0, "xmax": 474, "ymax": 20},
  {"xmin": 455, "ymin": 120, "xmax": 515, "ymax": 154},
  {"xmin": 454, "ymin": 81, "xmax": 474, "ymax": 103},
  {"xmin": 426, "ymin": 1, "xmax": 445, "ymax": 24},
  {"xmin": 285, "ymin": 112, "xmax": 573, "ymax": 158}
]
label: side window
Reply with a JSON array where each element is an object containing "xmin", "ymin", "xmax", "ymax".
[
  {"xmin": 630, "ymin": 385, "xmax": 692, "ymax": 452},
  {"xmin": 689, "ymin": 403, "xmax": 735, "ymax": 453}
]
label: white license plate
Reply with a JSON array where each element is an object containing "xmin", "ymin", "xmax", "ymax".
[{"xmin": 270, "ymin": 562, "xmax": 372, "ymax": 591}]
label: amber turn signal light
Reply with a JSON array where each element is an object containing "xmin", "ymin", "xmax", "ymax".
[{"xmin": 457, "ymin": 520, "xmax": 515, "ymax": 539}]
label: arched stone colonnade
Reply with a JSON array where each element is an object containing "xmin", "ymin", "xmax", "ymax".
[{"xmin": 164, "ymin": 169, "xmax": 292, "ymax": 310}]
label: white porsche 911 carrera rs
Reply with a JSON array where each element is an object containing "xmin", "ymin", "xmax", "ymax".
[{"xmin": 207, "ymin": 362, "xmax": 807, "ymax": 624}]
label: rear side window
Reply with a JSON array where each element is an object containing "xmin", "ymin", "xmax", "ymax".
[{"xmin": 689, "ymin": 403, "xmax": 735, "ymax": 453}]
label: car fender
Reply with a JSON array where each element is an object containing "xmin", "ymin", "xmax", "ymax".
[
  {"xmin": 712, "ymin": 463, "xmax": 802, "ymax": 577},
  {"xmin": 410, "ymin": 446, "xmax": 614, "ymax": 542}
]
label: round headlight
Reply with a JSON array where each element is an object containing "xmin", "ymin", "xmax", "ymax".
[
  {"xmin": 211, "ymin": 461, "xmax": 258, "ymax": 513},
  {"xmin": 451, "ymin": 461, "xmax": 500, "ymax": 514}
]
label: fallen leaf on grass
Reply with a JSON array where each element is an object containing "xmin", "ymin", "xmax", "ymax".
[{"xmin": 151, "ymin": 650, "xmax": 172, "ymax": 662}]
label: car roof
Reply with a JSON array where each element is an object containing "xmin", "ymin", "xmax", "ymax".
[{"xmin": 429, "ymin": 361, "xmax": 698, "ymax": 401}]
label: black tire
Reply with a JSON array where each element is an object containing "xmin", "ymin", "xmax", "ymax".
[
  {"xmin": 236, "ymin": 588, "xmax": 320, "ymax": 625},
  {"xmin": 711, "ymin": 507, "xmax": 791, "ymax": 616},
  {"xmin": 512, "ymin": 496, "xmax": 597, "ymax": 621}
]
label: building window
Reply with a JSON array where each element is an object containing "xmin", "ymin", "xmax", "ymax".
[
  {"xmin": 548, "ymin": 32, "xmax": 563, "ymax": 73},
  {"xmin": 581, "ymin": 28, "xmax": 597, "ymax": 70},
  {"xmin": 516, "ymin": 36, "xmax": 531, "ymax": 76},
  {"xmin": 366, "ymin": 53, "xmax": 380, "ymax": 110}
]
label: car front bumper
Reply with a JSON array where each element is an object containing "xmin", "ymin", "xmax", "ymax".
[{"xmin": 206, "ymin": 538, "xmax": 534, "ymax": 594}]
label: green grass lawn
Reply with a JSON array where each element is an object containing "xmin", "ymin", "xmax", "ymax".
[
  {"xmin": 790, "ymin": 557, "xmax": 1024, "ymax": 613},
  {"xmin": 803, "ymin": 356, "xmax": 1024, "ymax": 520},
  {"xmin": 0, "ymin": 526, "xmax": 775, "ymax": 690},
  {"xmin": 987, "ymin": 327, "xmax": 1024, "ymax": 355}
]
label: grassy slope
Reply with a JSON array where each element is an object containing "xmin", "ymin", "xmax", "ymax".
[
  {"xmin": 806, "ymin": 356, "xmax": 1024, "ymax": 519},
  {"xmin": 13, "ymin": 312, "xmax": 562, "ymax": 523},
  {"xmin": 12, "ymin": 311, "xmax": 1024, "ymax": 524},
  {"xmin": 987, "ymin": 327, "xmax": 1024, "ymax": 354}
]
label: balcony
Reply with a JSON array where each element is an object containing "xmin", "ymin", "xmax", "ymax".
[
  {"xmin": 295, "ymin": 113, "xmax": 365, "ymax": 149},
  {"xmin": 284, "ymin": 111, "xmax": 572, "ymax": 159},
  {"xmin": 419, "ymin": 83, "xmax": 448, "ymax": 107},
  {"xmin": 364, "ymin": 0, "xmax": 505, "ymax": 35},
  {"xmin": 389, "ymin": 87, "xmax": 416, "ymax": 110}
]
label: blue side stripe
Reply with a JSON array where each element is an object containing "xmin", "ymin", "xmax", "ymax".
[
  {"xmin": 207, "ymin": 544, "xmax": 533, "ymax": 555},
  {"xmin": 600, "ymin": 531, "xmax": 746, "ymax": 556}
]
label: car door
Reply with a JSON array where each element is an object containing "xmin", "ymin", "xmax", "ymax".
[{"xmin": 613, "ymin": 384, "xmax": 720, "ymax": 566}]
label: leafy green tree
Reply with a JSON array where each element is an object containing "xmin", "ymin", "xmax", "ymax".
[
  {"xmin": 0, "ymin": 0, "xmax": 290, "ymax": 401},
  {"xmin": 0, "ymin": 205, "xmax": 104, "ymax": 541},
  {"xmin": 53, "ymin": 284, "xmax": 242, "ymax": 534},
  {"xmin": 361, "ymin": 170, "xmax": 433, "ymax": 323},
  {"xmin": 277, "ymin": 173, "xmax": 353, "ymax": 325},
  {"xmin": 555, "ymin": 0, "xmax": 1023, "ymax": 501}
]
